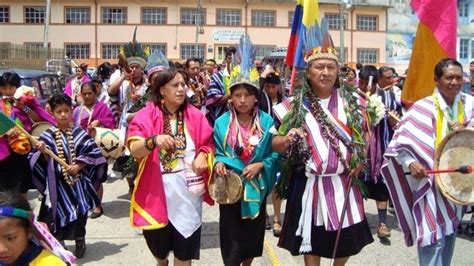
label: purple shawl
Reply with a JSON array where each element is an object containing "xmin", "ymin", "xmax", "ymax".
[{"xmin": 72, "ymin": 101, "xmax": 115, "ymax": 130}]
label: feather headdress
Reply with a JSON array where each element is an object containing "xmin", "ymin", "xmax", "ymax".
[
  {"xmin": 145, "ymin": 50, "xmax": 169, "ymax": 78},
  {"xmin": 302, "ymin": 17, "xmax": 338, "ymax": 63},
  {"xmin": 119, "ymin": 27, "xmax": 150, "ymax": 68},
  {"xmin": 229, "ymin": 35, "xmax": 260, "ymax": 92}
]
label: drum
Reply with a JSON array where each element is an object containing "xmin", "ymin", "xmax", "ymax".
[
  {"xmin": 209, "ymin": 170, "xmax": 243, "ymax": 204},
  {"xmin": 92, "ymin": 127, "xmax": 125, "ymax": 159},
  {"xmin": 31, "ymin": 122, "xmax": 53, "ymax": 137},
  {"xmin": 434, "ymin": 128, "xmax": 474, "ymax": 205}
]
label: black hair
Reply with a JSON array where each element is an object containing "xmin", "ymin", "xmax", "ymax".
[
  {"xmin": 230, "ymin": 83, "xmax": 259, "ymax": 98},
  {"xmin": 264, "ymin": 73, "xmax": 281, "ymax": 85},
  {"xmin": 48, "ymin": 93, "xmax": 72, "ymax": 111},
  {"xmin": 359, "ymin": 65, "xmax": 379, "ymax": 84},
  {"xmin": 378, "ymin": 66, "xmax": 394, "ymax": 78},
  {"xmin": 185, "ymin": 58, "xmax": 200, "ymax": 69},
  {"xmin": 150, "ymin": 69, "xmax": 187, "ymax": 108},
  {"xmin": 0, "ymin": 191, "xmax": 32, "ymax": 230},
  {"xmin": 96, "ymin": 62, "xmax": 113, "ymax": 80},
  {"xmin": 77, "ymin": 63, "xmax": 88, "ymax": 72},
  {"xmin": 2, "ymin": 72, "xmax": 21, "ymax": 88},
  {"xmin": 434, "ymin": 58, "xmax": 463, "ymax": 79},
  {"xmin": 356, "ymin": 62, "xmax": 363, "ymax": 70},
  {"xmin": 81, "ymin": 81, "xmax": 98, "ymax": 94},
  {"xmin": 470, "ymin": 60, "xmax": 474, "ymax": 65},
  {"xmin": 0, "ymin": 75, "xmax": 5, "ymax": 87}
]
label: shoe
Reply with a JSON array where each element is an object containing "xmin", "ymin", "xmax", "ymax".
[
  {"xmin": 465, "ymin": 223, "xmax": 474, "ymax": 237},
  {"xmin": 75, "ymin": 238, "xmax": 86, "ymax": 258},
  {"xmin": 377, "ymin": 223, "xmax": 391, "ymax": 238},
  {"xmin": 272, "ymin": 220, "xmax": 282, "ymax": 237},
  {"xmin": 90, "ymin": 206, "xmax": 103, "ymax": 219}
]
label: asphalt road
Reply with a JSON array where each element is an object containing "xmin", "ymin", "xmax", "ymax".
[{"xmin": 28, "ymin": 173, "xmax": 474, "ymax": 265}]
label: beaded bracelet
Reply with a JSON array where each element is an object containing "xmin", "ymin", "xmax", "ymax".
[{"xmin": 145, "ymin": 135, "xmax": 157, "ymax": 151}]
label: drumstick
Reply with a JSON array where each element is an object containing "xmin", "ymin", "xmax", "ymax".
[
  {"xmin": 14, "ymin": 125, "xmax": 70, "ymax": 168},
  {"xmin": 404, "ymin": 165, "xmax": 473, "ymax": 175}
]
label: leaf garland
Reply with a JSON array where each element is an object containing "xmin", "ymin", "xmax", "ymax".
[{"xmin": 276, "ymin": 71, "xmax": 311, "ymax": 199}]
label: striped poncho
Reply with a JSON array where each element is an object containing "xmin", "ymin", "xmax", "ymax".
[{"xmin": 381, "ymin": 90, "xmax": 474, "ymax": 247}]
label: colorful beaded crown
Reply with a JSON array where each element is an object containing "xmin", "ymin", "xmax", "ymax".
[{"xmin": 119, "ymin": 27, "xmax": 150, "ymax": 68}]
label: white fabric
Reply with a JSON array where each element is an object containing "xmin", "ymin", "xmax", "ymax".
[{"xmin": 161, "ymin": 127, "xmax": 203, "ymax": 238}]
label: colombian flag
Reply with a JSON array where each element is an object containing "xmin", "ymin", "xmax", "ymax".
[
  {"xmin": 285, "ymin": 0, "xmax": 319, "ymax": 94},
  {"xmin": 402, "ymin": 0, "xmax": 457, "ymax": 103}
]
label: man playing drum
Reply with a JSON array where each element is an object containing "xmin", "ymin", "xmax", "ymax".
[{"xmin": 381, "ymin": 58, "xmax": 474, "ymax": 265}]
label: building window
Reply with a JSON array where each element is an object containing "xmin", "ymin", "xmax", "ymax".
[
  {"xmin": 102, "ymin": 43, "xmax": 123, "ymax": 59},
  {"xmin": 65, "ymin": 7, "xmax": 90, "ymax": 24},
  {"xmin": 144, "ymin": 43, "xmax": 167, "ymax": 56},
  {"xmin": 251, "ymin": 10, "xmax": 275, "ymax": 27},
  {"xmin": 180, "ymin": 44, "xmax": 205, "ymax": 60},
  {"xmin": 357, "ymin": 48, "xmax": 378, "ymax": 64},
  {"xmin": 288, "ymin": 11, "xmax": 294, "ymax": 28},
  {"xmin": 459, "ymin": 39, "xmax": 469, "ymax": 60},
  {"xmin": 255, "ymin": 45, "xmax": 276, "ymax": 60},
  {"xmin": 326, "ymin": 13, "xmax": 347, "ymax": 30},
  {"xmin": 24, "ymin": 42, "xmax": 49, "ymax": 59},
  {"xmin": 0, "ymin": 6, "xmax": 9, "ymax": 23},
  {"xmin": 102, "ymin": 7, "xmax": 126, "ymax": 24},
  {"xmin": 216, "ymin": 9, "xmax": 241, "ymax": 26},
  {"xmin": 180, "ymin": 8, "xmax": 205, "ymax": 25},
  {"xmin": 471, "ymin": 40, "xmax": 474, "ymax": 59},
  {"xmin": 65, "ymin": 43, "xmax": 90, "ymax": 59},
  {"xmin": 25, "ymin": 7, "xmax": 46, "ymax": 24},
  {"xmin": 142, "ymin": 7, "xmax": 167, "ymax": 24},
  {"xmin": 356, "ymin": 15, "xmax": 377, "ymax": 31},
  {"xmin": 459, "ymin": 0, "xmax": 469, "ymax": 17}
]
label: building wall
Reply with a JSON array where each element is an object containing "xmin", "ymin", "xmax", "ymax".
[{"xmin": 0, "ymin": 0, "xmax": 389, "ymax": 67}]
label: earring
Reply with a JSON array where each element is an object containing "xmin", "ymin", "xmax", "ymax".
[{"xmin": 160, "ymin": 98, "xmax": 165, "ymax": 108}]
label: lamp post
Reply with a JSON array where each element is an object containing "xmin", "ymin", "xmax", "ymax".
[{"xmin": 339, "ymin": 0, "xmax": 353, "ymax": 64}]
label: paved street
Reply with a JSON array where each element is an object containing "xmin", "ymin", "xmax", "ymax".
[{"xmin": 28, "ymin": 173, "xmax": 473, "ymax": 266}]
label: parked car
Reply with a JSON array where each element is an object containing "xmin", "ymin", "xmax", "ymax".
[{"xmin": 0, "ymin": 68, "xmax": 63, "ymax": 106}]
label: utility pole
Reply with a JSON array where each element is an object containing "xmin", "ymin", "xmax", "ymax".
[
  {"xmin": 194, "ymin": 0, "xmax": 202, "ymax": 58},
  {"xmin": 43, "ymin": 0, "xmax": 51, "ymax": 49}
]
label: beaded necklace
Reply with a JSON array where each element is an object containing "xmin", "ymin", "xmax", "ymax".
[
  {"xmin": 305, "ymin": 89, "xmax": 352, "ymax": 173},
  {"xmin": 54, "ymin": 127, "xmax": 79, "ymax": 186},
  {"xmin": 160, "ymin": 108, "xmax": 186, "ymax": 173}
]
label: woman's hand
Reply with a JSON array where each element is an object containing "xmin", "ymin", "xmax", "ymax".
[
  {"xmin": 348, "ymin": 162, "xmax": 365, "ymax": 178},
  {"xmin": 192, "ymin": 152, "xmax": 208, "ymax": 176},
  {"xmin": 214, "ymin": 162, "xmax": 227, "ymax": 176},
  {"xmin": 155, "ymin": 135, "xmax": 175, "ymax": 151},
  {"xmin": 242, "ymin": 162, "xmax": 263, "ymax": 180},
  {"xmin": 408, "ymin": 161, "xmax": 428, "ymax": 179}
]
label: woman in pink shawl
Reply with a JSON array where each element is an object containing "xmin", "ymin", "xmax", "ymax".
[
  {"xmin": 72, "ymin": 81, "xmax": 114, "ymax": 219},
  {"xmin": 127, "ymin": 68, "xmax": 214, "ymax": 266},
  {"xmin": 64, "ymin": 63, "xmax": 91, "ymax": 106}
]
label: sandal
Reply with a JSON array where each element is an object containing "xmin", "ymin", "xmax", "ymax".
[
  {"xmin": 273, "ymin": 220, "xmax": 282, "ymax": 237},
  {"xmin": 90, "ymin": 206, "xmax": 103, "ymax": 219},
  {"xmin": 265, "ymin": 214, "xmax": 271, "ymax": 230}
]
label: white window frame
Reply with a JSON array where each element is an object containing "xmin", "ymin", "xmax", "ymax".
[
  {"xmin": 180, "ymin": 44, "xmax": 205, "ymax": 60},
  {"xmin": 101, "ymin": 43, "xmax": 123, "ymax": 59},
  {"xmin": 141, "ymin": 7, "xmax": 167, "ymax": 24},
  {"xmin": 65, "ymin": 43, "xmax": 90, "ymax": 59},
  {"xmin": 357, "ymin": 48, "xmax": 378, "ymax": 64},
  {"xmin": 216, "ymin": 9, "xmax": 241, "ymax": 26},
  {"xmin": 25, "ymin": 6, "xmax": 46, "ymax": 24},
  {"xmin": 180, "ymin": 8, "xmax": 205, "ymax": 25},
  {"xmin": 102, "ymin": 7, "xmax": 127, "ymax": 24},
  {"xmin": 356, "ymin": 15, "xmax": 377, "ymax": 31},
  {"xmin": 65, "ymin": 7, "xmax": 90, "ymax": 24},
  {"xmin": 0, "ymin": 6, "xmax": 9, "ymax": 23},
  {"xmin": 251, "ymin": 10, "xmax": 276, "ymax": 27}
]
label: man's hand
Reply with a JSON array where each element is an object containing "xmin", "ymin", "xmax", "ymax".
[{"xmin": 408, "ymin": 161, "xmax": 428, "ymax": 179}]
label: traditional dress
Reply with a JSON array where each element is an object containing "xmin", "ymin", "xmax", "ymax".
[
  {"xmin": 364, "ymin": 88, "xmax": 401, "ymax": 201},
  {"xmin": 381, "ymin": 89, "xmax": 474, "ymax": 250},
  {"xmin": 72, "ymin": 100, "xmax": 115, "ymax": 130},
  {"xmin": 29, "ymin": 126, "xmax": 106, "ymax": 240},
  {"xmin": 126, "ymin": 102, "xmax": 214, "ymax": 260},
  {"xmin": 274, "ymin": 89, "xmax": 373, "ymax": 258},
  {"xmin": 205, "ymin": 69, "xmax": 230, "ymax": 126},
  {"xmin": 214, "ymin": 110, "xmax": 278, "ymax": 265}
]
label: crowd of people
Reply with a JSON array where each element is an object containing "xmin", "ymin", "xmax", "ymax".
[{"xmin": 1, "ymin": 25, "xmax": 473, "ymax": 266}]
